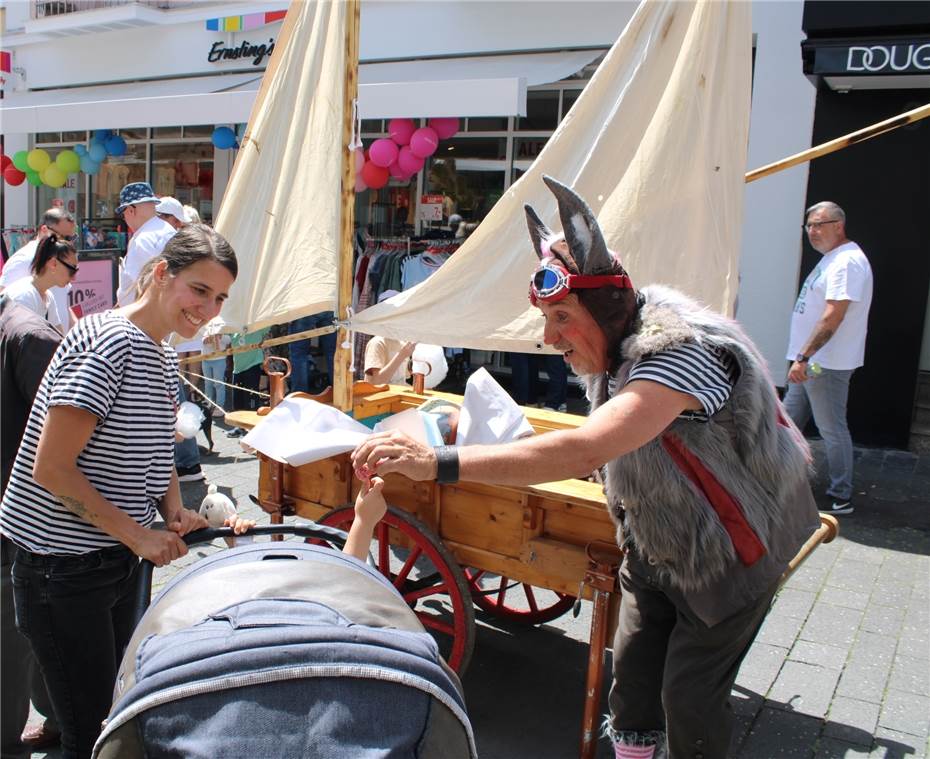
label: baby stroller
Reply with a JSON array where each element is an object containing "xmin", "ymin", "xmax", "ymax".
[{"xmin": 92, "ymin": 524, "xmax": 476, "ymax": 759}]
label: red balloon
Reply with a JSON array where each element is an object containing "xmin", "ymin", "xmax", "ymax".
[
  {"xmin": 3, "ymin": 166, "xmax": 26, "ymax": 186},
  {"xmin": 428, "ymin": 118, "xmax": 459, "ymax": 140},
  {"xmin": 361, "ymin": 161, "xmax": 389, "ymax": 190},
  {"xmin": 397, "ymin": 146, "xmax": 425, "ymax": 175},
  {"xmin": 388, "ymin": 161, "xmax": 407, "ymax": 179},
  {"xmin": 0, "ymin": 154, "xmax": 11, "ymax": 172}
]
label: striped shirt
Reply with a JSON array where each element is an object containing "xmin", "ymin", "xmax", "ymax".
[
  {"xmin": 619, "ymin": 342, "xmax": 738, "ymax": 422},
  {"xmin": 0, "ymin": 312, "xmax": 179, "ymax": 554}
]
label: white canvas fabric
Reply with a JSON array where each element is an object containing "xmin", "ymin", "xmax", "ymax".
[
  {"xmin": 350, "ymin": 0, "xmax": 751, "ymax": 352},
  {"xmin": 217, "ymin": 0, "xmax": 346, "ymax": 333}
]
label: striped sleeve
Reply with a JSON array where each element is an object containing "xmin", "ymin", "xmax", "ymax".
[
  {"xmin": 47, "ymin": 350, "xmax": 121, "ymax": 420},
  {"xmin": 628, "ymin": 342, "xmax": 737, "ymax": 417}
]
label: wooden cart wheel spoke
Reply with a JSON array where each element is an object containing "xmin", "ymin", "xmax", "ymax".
[
  {"xmin": 319, "ymin": 506, "xmax": 475, "ymax": 674},
  {"xmin": 466, "ymin": 567, "xmax": 576, "ymax": 625}
]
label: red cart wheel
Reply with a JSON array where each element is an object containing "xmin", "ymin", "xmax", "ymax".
[
  {"xmin": 464, "ymin": 568, "xmax": 576, "ymax": 625},
  {"xmin": 320, "ymin": 506, "xmax": 475, "ymax": 674}
]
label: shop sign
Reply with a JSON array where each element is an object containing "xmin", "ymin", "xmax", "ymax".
[
  {"xmin": 69, "ymin": 258, "xmax": 117, "ymax": 317},
  {"xmin": 418, "ymin": 194, "xmax": 444, "ymax": 222},
  {"xmin": 814, "ymin": 40, "xmax": 930, "ymax": 75},
  {"xmin": 208, "ymin": 38, "xmax": 276, "ymax": 67}
]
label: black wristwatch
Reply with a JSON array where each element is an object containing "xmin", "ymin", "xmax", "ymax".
[{"xmin": 795, "ymin": 353, "xmax": 809, "ymax": 364}]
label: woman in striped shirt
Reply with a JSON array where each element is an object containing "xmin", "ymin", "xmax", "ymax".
[{"xmin": 0, "ymin": 224, "xmax": 237, "ymax": 759}]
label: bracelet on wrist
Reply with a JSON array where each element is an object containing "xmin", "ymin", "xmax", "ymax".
[{"xmin": 433, "ymin": 445, "xmax": 460, "ymax": 484}]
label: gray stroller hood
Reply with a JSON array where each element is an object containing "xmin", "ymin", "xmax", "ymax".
[{"xmin": 93, "ymin": 541, "xmax": 476, "ymax": 759}]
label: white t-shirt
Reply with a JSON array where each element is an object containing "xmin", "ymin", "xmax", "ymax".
[
  {"xmin": 787, "ymin": 241, "xmax": 873, "ymax": 370},
  {"xmin": 117, "ymin": 216, "xmax": 176, "ymax": 306},
  {"xmin": 3, "ymin": 277, "xmax": 64, "ymax": 333},
  {"xmin": 0, "ymin": 240, "xmax": 72, "ymax": 329}
]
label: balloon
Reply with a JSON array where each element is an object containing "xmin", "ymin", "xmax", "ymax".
[
  {"xmin": 397, "ymin": 146, "xmax": 425, "ymax": 175},
  {"xmin": 211, "ymin": 126, "xmax": 237, "ymax": 149},
  {"xmin": 56, "ymin": 150, "xmax": 81, "ymax": 174},
  {"xmin": 388, "ymin": 161, "xmax": 407, "ymax": 179},
  {"xmin": 94, "ymin": 129, "xmax": 112, "ymax": 141},
  {"xmin": 409, "ymin": 127, "xmax": 439, "ymax": 159},
  {"xmin": 428, "ymin": 117, "xmax": 460, "ymax": 140},
  {"xmin": 354, "ymin": 173, "xmax": 368, "ymax": 193},
  {"xmin": 360, "ymin": 161, "xmax": 389, "ymax": 190},
  {"xmin": 25, "ymin": 170, "xmax": 43, "ymax": 187},
  {"xmin": 104, "ymin": 135, "xmax": 127, "ymax": 156},
  {"xmin": 0, "ymin": 155, "xmax": 10, "ymax": 172},
  {"xmin": 3, "ymin": 166, "xmax": 26, "ymax": 186},
  {"xmin": 12, "ymin": 151, "xmax": 30, "ymax": 172},
  {"xmin": 74, "ymin": 144, "xmax": 87, "ymax": 157},
  {"xmin": 353, "ymin": 147, "xmax": 365, "ymax": 173},
  {"xmin": 88, "ymin": 142, "xmax": 107, "ymax": 163},
  {"xmin": 41, "ymin": 164, "xmax": 67, "ymax": 188},
  {"xmin": 80, "ymin": 155, "xmax": 101, "ymax": 175},
  {"xmin": 26, "ymin": 149, "xmax": 51, "ymax": 172},
  {"xmin": 368, "ymin": 138, "xmax": 399, "ymax": 169},
  {"xmin": 388, "ymin": 118, "xmax": 416, "ymax": 146}
]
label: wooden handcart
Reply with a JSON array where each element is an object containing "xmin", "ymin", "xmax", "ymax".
[{"xmin": 227, "ymin": 378, "xmax": 839, "ymax": 759}]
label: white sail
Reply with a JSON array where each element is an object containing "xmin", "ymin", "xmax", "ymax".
[
  {"xmin": 217, "ymin": 0, "xmax": 347, "ymax": 333},
  {"xmin": 349, "ymin": 0, "xmax": 751, "ymax": 352}
]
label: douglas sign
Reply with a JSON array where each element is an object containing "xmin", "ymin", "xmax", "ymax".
[{"xmin": 815, "ymin": 40, "xmax": 930, "ymax": 75}]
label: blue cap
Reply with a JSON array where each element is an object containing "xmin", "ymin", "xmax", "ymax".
[{"xmin": 116, "ymin": 182, "xmax": 159, "ymax": 214}]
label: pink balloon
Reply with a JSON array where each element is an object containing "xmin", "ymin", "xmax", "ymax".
[
  {"xmin": 388, "ymin": 118, "xmax": 416, "ymax": 146},
  {"xmin": 353, "ymin": 148, "xmax": 365, "ymax": 172},
  {"xmin": 409, "ymin": 127, "xmax": 439, "ymax": 159},
  {"xmin": 354, "ymin": 173, "xmax": 368, "ymax": 193},
  {"xmin": 428, "ymin": 117, "xmax": 459, "ymax": 140},
  {"xmin": 397, "ymin": 146, "xmax": 425, "ymax": 175},
  {"xmin": 369, "ymin": 138, "xmax": 399, "ymax": 169},
  {"xmin": 388, "ymin": 161, "xmax": 406, "ymax": 179},
  {"xmin": 361, "ymin": 161, "xmax": 389, "ymax": 190}
]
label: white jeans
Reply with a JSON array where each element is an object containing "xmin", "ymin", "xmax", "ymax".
[{"xmin": 783, "ymin": 368, "xmax": 855, "ymax": 501}]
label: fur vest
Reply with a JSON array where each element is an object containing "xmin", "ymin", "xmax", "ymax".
[{"xmin": 588, "ymin": 285, "xmax": 819, "ymax": 622}]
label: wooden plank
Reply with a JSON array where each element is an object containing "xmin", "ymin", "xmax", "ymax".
[
  {"xmin": 439, "ymin": 485, "xmax": 528, "ymax": 558},
  {"xmin": 520, "ymin": 537, "xmax": 591, "ymax": 589}
]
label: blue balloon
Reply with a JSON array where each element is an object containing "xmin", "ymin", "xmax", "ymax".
[
  {"xmin": 80, "ymin": 155, "xmax": 100, "ymax": 175},
  {"xmin": 93, "ymin": 129, "xmax": 112, "ymax": 141},
  {"xmin": 74, "ymin": 144, "xmax": 87, "ymax": 157},
  {"xmin": 105, "ymin": 135, "xmax": 127, "ymax": 156},
  {"xmin": 88, "ymin": 142, "xmax": 107, "ymax": 163},
  {"xmin": 211, "ymin": 126, "xmax": 237, "ymax": 150}
]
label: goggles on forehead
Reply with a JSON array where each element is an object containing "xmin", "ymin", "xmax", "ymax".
[{"xmin": 528, "ymin": 260, "xmax": 634, "ymax": 305}]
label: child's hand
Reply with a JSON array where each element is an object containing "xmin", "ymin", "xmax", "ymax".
[
  {"xmin": 224, "ymin": 515, "xmax": 256, "ymax": 535},
  {"xmin": 354, "ymin": 476, "xmax": 386, "ymax": 526}
]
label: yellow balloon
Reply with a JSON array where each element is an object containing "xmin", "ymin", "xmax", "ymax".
[
  {"xmin": 41, "ymin": 164, "xmax": 67, "ymax": 188},
  {"xmin": 27, "ymin": 149, "xmax": 51, "ymax": 172}
]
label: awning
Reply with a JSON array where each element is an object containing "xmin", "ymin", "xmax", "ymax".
[{"xmin": 0, "ymin": 49, "xmax": 603, "ymax": 133}]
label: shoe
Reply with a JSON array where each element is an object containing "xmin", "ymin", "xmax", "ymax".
[
  {"xmin": 819, "ymin": 500, "xmax": 853, "ymax": 516},
  {"xmin": 177, "ymin": 465, "xmax": 205, "ymax": 482},
  {"xmin": 21, "ymin": 723, "xmax": 61, "ymax": 749},
  {"xmin": 226, "ymin": 427, "xmax": 246, "ymax": 438}
]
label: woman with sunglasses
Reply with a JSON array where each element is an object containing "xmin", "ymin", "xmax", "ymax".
[
  {"xmin": 2, "ymin": 235, "xmax": 78, "ymax": 335},
  {"xmin": 0, "ymin": 224, "xmax": 238, "ymax": 759}
]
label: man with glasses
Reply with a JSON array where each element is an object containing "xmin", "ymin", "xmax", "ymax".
[
  {"xmin": 0, "ymin": 208, "xmax": 77, "ymax": 332},
  {"xmin": 785, "ymin": 201, "xmax": 873, "ymax": 516},
  {"xmin": 115, "ymin": 182, "xmax": 176, "ymax": 306}
]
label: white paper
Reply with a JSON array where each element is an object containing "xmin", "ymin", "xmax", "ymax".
[
  {"xmin": 241, "ymin": 397, "xmax": 371, "ymax": 467},
  {"xmin": 455, "ymin": 368, "xmax": 535, "ymax": 446}
]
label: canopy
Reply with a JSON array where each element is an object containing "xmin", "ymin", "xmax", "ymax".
[{"xmin": 349, "ymin": 0, "xmax": 751, "ymax": 352}]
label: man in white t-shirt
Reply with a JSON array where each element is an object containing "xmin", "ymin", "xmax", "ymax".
[
  {"xmin": 115, "ymin": 182, "xmax": 176, "ymax": 306},
  {"xmin": 784, "ymin": 201, "xmax": 873, "ymax": 516},
  {"xmin": 0, "ymin": 208, "xmax": 77, "ymax": 331}
]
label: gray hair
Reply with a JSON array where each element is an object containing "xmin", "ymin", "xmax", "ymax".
[
  {"xmin": 806, "ymin": 201, "xmax": 845, "ymax": 224},
  {"xmin": 183, "ymin": 205, "xmax": 202, "ymax": 224}
]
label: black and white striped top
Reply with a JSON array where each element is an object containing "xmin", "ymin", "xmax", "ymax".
[
  {"xmin": 617, "ymin": 342, "xmax": 738, "ymax": 422},
  {"xmin": 0, "ymin": 312, "xmax": 179, "ymax": 554}
]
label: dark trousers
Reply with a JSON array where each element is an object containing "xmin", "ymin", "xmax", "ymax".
[
  {"xmin": 510, "ymin": 353, "xmax": 568, "ymax": 407},
  {"xmin": 12, "ymin": 544, "xmax": 140, "ymax": 759},
  {"xmin": 1, "ymin": 538, "xmax": 57, "ymax": 759},
  {"xmin": 233, "ymin": 364, "xmax": 263, "ymax": 411},
  {"xmin": 608, "ymin": 557, "xmax": 777, "ymax": 759},
  {"xmin": 288, "ymin": 312, "xmax": 337, "ymax": 392}
]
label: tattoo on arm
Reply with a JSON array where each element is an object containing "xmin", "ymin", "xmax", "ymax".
[
  {"xmin": 806, "ymin": 325, "xmax": 835, "ymax": 355},
  {"xmin": 56, "ymin": 495, "xmax": 90, "ymax": 519}
]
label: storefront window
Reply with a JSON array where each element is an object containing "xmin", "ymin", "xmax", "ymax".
[
  {"xmin": 516, "ymin": 90, "xmax": 559, "ymax": 131},
  {"xmin": 514, "ymin": 137, "xmax": 548, "ymax": 162},
  {"xmin": 153, "ymin": 126, "xmax": 182, "ymax": 138},
  {"xmin": 62, "ymin": 130, "xmax": 88, "ymax": 143},
  {"xmin": 150, "ymin": 142, "xmax": 214, "ymax": 223},
  {"xmin": 439, "ymin": 136, "xmax": 507, "ymax": 161},
  {"xmin": 561, "ymin": 89, "xmax": 583, "ymax": 120},
  {"xmin": 361, "ymin": 119, "xmax": 384, "ymax": 134},
  {"xmin": 427, "ymin": 158, "xmax": 504, "ymax": 224},
  {"xmin": 183, "ymin": 125, "xmax": 215, "ymax": 138},
  {"xmin": 466, "ymin": 116, "xmax": 508, "ymax": 132},
  {"xmin": 355, "ymin": 181, "xmax": 416, "ymax": 237},
  {"xmin": 36, "ymin": 132, "xmax": 61, "ymax": 143},
  {"xmin": 90, "ymin": 142, "xmax": 147, "ymax": 218},
  {"xmin": 118, "ymin": 128, "xmax": 147, "ymax": 140}
]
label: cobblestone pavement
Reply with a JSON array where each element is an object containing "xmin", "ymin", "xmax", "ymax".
[{"xmin": 28, "ymin": 419, "xmax": 929, "ymax": 758}]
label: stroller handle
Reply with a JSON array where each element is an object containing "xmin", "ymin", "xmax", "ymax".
[{"xmin": 134, "ymin": 522, "xmax": 349, "ymax": 627}]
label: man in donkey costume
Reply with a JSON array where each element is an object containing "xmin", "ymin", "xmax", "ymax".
[{"xmin": 353, "ymin": 176, "xmax": 820, "ymax": 759}]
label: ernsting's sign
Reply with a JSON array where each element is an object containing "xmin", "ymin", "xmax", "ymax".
[
  {"xmin": 208, "ymin": 38, "xmax": 276, "ymax": 67},
  {"xmin": 814, "ymin": 40, "xmax": 930, "ymax": 74}
]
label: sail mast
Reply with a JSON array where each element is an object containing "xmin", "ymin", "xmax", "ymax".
[{"xmin": 333, "ymin": 0, "xmax": 362, "ymax": 412}]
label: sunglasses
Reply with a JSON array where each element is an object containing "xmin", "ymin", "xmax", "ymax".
[
  {"xmin": 528, "ymin": 260, "xmax": 633, "ymax": 306},
  {"xmin": 56, "ymin": 257, "xmax": 79, "ymax": 277}
]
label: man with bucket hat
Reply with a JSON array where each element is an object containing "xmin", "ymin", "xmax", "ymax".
[
  {"xmin": 116, "ymin": 182, "xmax": 175, "ymax": 306},
  {"xmin": 353, "ymin": 176, "xmax": 820, "ymax": 759}
]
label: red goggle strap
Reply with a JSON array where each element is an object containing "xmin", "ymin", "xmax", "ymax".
[{"xmin": 566, "ymin": 273, "xmax": 634, "ymax": 290}]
